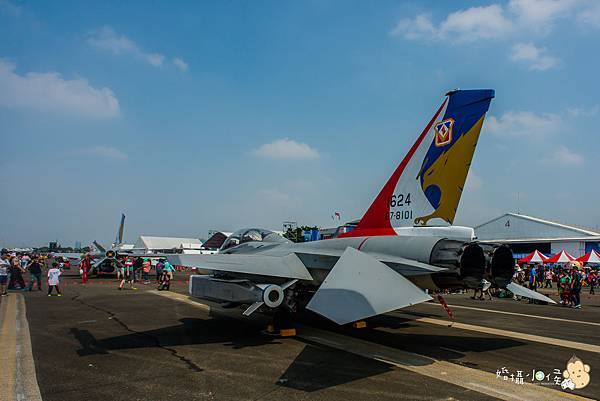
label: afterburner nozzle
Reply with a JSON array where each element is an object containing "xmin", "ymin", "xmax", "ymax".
[
  {"xmin": 490, "ymin": 245, "xmax": 514, "ymax": 288},
  {"xmin": 459, "ymin": 243, "xmax": 486, "ymax": 288}
]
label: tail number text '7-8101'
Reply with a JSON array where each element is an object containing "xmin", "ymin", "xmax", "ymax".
[{"xmin": 387, "ymin": 193, "xmax": 412, "ymax": 220}]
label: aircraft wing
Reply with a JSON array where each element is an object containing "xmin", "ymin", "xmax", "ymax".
[
  {"xmin": 306, "ymin": 247, "xmax": 432, "ymax": 324},
  {"xmin": 168, "ymin": 253, "xmax": 314, "ymax": 281},
  {"xmin": 171, "ymin": 246, "xmax": 437, "ymax": 325}
]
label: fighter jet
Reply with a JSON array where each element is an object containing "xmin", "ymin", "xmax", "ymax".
[
  {"xmin": 169, "ymin": 89, "xmax": 555, "ymax": 326},
  {"xmin": 90, "ymin": 213, "xmax": 134, "ymax": 274}
]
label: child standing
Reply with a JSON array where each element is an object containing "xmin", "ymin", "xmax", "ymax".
[{"xmin": 47, "ymin": 262, "xmax": 62, "ymax": 296}]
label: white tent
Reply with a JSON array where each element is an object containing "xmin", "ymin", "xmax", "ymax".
[{"xmin": 133, "ymin": 236, "xmax": 203, "ymax": 253}]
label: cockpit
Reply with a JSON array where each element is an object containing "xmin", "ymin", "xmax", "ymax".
[{"xmin": 219, "ymin": 228, "xmax": 290, "ymax": 251}]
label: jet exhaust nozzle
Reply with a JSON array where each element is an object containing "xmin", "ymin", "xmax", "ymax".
[
  {"xmin": 459, "ymin": 242, "xmax": 486, "ymax": 288},
  {"xmin": 490, "ymin": 245, "xmax": 514, "ymax": 288}
]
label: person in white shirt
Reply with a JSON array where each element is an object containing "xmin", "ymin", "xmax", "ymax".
[
  {"xmin": 47, "ymin": 262, "xmax": 62, "ymax": 296},
  {"xmin": 0, "ymin": 255, "xmax": 10, "ymax": 296}
]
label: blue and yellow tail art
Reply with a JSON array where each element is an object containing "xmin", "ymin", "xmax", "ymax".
[{"xmin": 415, "ymin": 89, "xmax": 494, "ymax": 225}]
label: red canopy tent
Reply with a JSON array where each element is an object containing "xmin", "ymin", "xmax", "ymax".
[
  {"xmin": 545, "ymin": 250, "xmax": 576, "ymax": 263},
  {"xmin": 517, "ymin": 250, "xmax": 548, "ymax": 264},
  {"xmin": 576, "ymin": 250, "xmax": 600, "ymax": 264}
]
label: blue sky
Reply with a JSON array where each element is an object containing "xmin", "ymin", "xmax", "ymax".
[{"xmin": 1, "ymin": 0, "xmax": 599, "ymax": 247}]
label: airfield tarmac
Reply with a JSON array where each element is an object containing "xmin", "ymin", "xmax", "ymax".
[{"xmin": 1, "ymin": 272, "xmax": 598, "ymax": 401}]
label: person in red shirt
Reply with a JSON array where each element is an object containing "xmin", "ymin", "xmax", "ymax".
[{"xmin": 80, "ymin": 254, "xmax": 92, "ymax": 285}]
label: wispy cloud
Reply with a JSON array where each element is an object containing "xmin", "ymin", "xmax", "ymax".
[
  {"xmin": 508, "ymin": 0, "xmax": 582, "ymax": 33},
  {"xmin": 172, "ymin": 57, "xmax": 188, "ymax": 72},
  {"xmin": 390, "ymin": 1, "xmax": 599, "ymax": 71},
  {"xmin": 577, "ymin": 1, "xmax": 600, "ymax": 28},
  {"xmin": 567, "ymin": 105, "xmax": 599, "ymax": 118},
  {"xmin": 510, "ymin": 42, "xmax": 560, "ymax": 70},
  {"xmin": 486, "ymin": 110, "xmax": 561, "ymax": 137},
  {"xmin": 87, "ymin": 26, "xmax": 166, "ymax": 67},
  {"xmin": 0, "ymin": 59, "xmax": 119, "ymax": 118},
  {"xmin": 391, "ymin": 5, "xmax": 514, "ymax": 43},
  {"xmin": 544, "ymin": 145, "xmax": 584, "ymax": 166},
  {"xmin": 392, "ymin": 1, "xmax": 599, "ymax": 43},
  {"xmin": 81, "ymin": 146, "xmax": 127, "ymax": 160},
  {"xmin": 253, "ymin": 138, "xmax": 320, "ymax": 160}
]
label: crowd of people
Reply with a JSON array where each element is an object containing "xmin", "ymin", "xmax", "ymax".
[
  {"xmin": 513, "ymin": 263, "xmax": 597, "ymax": 308},
  {"xmin": 0, "ymin": 252, "xmax": 53, "ymax": 295},
  {"xmin": 0, "ymin": 250, "xmax": 178, "ymax": 296}
]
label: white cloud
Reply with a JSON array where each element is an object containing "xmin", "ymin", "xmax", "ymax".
[
  {"xmin": 87, "ymin": 26, "xmax": 165, "ymax": 67},
  {"xmin": 253, "ymin": 138, "xmax": 320, "ymax": 160},
  {"xmin": 545, "ymin": 145, "xmax": 584, "ymax": 165},
  {"xmin": 391, "ymin": 5, "xmax": 514, "ymax": 43},
  {"xmin": 172, "ymin": 57, "xmax": 188, "ymax": 71},
  {"xmin": 510, "ymin": 42, "xmax": 560, "ymax": 70},
  {"xmin": 486, "ymin": 110, "xmax": 562, "ymax": 137},
  {"xmin": 577, "ymin": 1, "xmax": 600, "ymax": 28},
  {"xmin": 508, "ymin": 0, "xmax": 581, "ymax": 32},
  {"xmin": 391, "ymin": 1, "xmax": 600, "ymax": 46},
  {"xmin": 82, "ymin": 146, "xmax": 127, "ymax": 160},
  {"xmin": 0, "ymin": 59, "xmax": 119, "ymax": 118},
  {"xmin": 567, "ymin": 105, "xmax": 599, "ymax": 118}
]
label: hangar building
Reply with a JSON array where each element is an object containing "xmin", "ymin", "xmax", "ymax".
[{"xmin": 474, "ymin": 213, "xmax": 600, "ymax": 259}]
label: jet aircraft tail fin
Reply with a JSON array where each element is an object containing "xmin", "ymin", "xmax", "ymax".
[
  {"xmin": 115, "ymin": 213, "xmax": 125, "ymax": 245},
  {"xmin": 341, "ymin": 89, "xmax": 494, "ymax": 238}
]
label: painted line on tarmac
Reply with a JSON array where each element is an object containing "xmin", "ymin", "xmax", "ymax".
[
  {"xmin": 149, "ymin": 290, "xmax": 593, "ymax": 401},
  {"xmin": 420, "ymin": 302, "xmax": 600, "ymax": 327},
  {"xmin": 393, "ymin": 312, "xmax": 600, "ymax": 354},
  {"xmin": 0, "ymin": 294, "xmax": 43, "ymax": 401},
  {"xmin": 297, "ymin": 326, "xmax": 593, "ymax": 401}
]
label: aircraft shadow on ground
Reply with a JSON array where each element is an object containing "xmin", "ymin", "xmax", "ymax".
[
  {"xmin": 276, "ymin": 344, "xmax": 393, "ymax": 392},
  {"xmin": 70, "ymin": 317, "xmax": 281, "ymax": 358},
  {"xmin": 69, "ymin": 311, "xmax": 526, "ymax": 392},
  {"xmin": 362, "ymin": 314, "xmax": 526, "ymax": 361}
]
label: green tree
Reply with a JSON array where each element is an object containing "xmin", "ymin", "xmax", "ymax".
[{"xmin": 283, "ymin": 225, "xmax": 320, "ymax": 243}]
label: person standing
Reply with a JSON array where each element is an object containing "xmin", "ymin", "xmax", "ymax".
[
  {"xmin": 0, "ymin": 255, "xmax": 9, "ymax": 296},
  {"xmin": 132, "ymin": 257, "xmax": 143, "ymax": 283},
  {"xmin": 47, "ymin": 262, "xmax": 62, "ymax": 296},
  {"xmin": 26, "ymin": 257, "xmax": 43, "ymax": 291},
  {"xmin": 589, "ymin": 270, "xmax": 596, "ymax": 295},
  {"xmin": 544, "ymin": 268, "xmax": 553, "ymax": 288},
  {"xmin": 529, "ymin": 266, "xmax": 538, "ymax": 291},
  {"xmin": 155, "ymin": 259, "xmax": 164, "ymax": 283},
  {"xmin": 142, "ymin": 258, "xmax": 151, "ymax": 284},
  {"xmin": 9, "ymin": 256, "xmax": 26, "ymax": 289},
  {"xmin": 571, "ymin": 268, "xmax": 582, "ymax": 309},
  {"xmin": 119, "ymin": 259, "xmax": 137, "ymax": 290},
  {"xmin": 161, "ymin": 259, "xmax": 175, "ymax": 291},
  {"xmin": 80, "ymin": 254, "xmax": 92, "ymax": 285}
]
